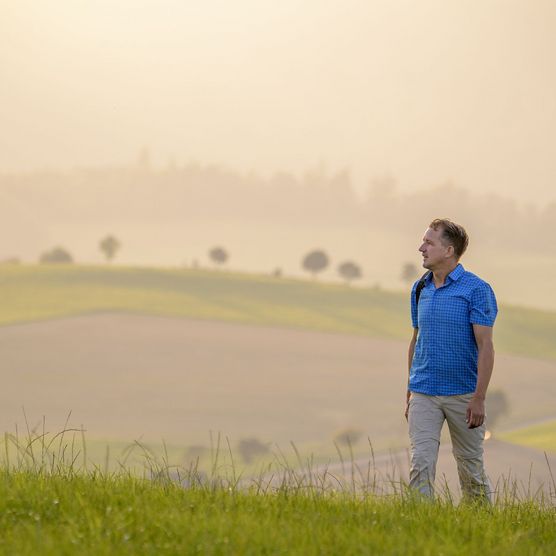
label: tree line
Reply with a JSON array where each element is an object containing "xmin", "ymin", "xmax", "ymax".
[
  {"xmin": 36, "ymin": 236, "xmax": 424, "ymax": 286},
  {"xmin": 39, "ymin": 235, "xmax": 121, "ymax": 264}
]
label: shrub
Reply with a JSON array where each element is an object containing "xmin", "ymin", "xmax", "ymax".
[{"xmin": 39, "ymin": 247, "xmax": 73, "ymax": 264}]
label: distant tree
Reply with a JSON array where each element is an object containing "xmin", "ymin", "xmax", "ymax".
[
  {"xmin": 333, "ymin": 428, "xmax": 364, "ymax": 447},
  {"xmin": 99, "ymin": 235, "xmax": 121, "ymax": 262},
  {"xmin": 209, "ymin": 247, "xmax": 229, "ymax": 267},
  {"xmin": 272, "ymin": 267, "xmax": 282, "ymax": 278},
  {"xmin": 401, "ymin": 262, "xmax": 419, "ymax": 284},
  {"xmin": 39, "ymin": 247, "xmax": 73, "ymax": 264},
  {"xmin": 302, "ymin": 249, "xmax": 329, "ymax": 278},
  {"xmin": 237, "ymin": 438, "xmax": 270, "ymax": 464},
  {"xmin": 486, "ymin": 389, "xmax": 510, "ymax": 432},
  {"xmin": 338, "ymin": 261, "xmax": 362, "ymax": 284}
]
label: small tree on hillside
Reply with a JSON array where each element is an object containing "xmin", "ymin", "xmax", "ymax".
[
  {"xmin": 333, "ymin": 427, "xmax": 364, "ymax": 447},
  {"xmin": 401, "ymin": 262, "xmax": 419, "ymax": 284},
  {"xmin": 486, "ymin": 389, "xmax": 510, "ymax": 432},
  {"xmin": 209, "ymin": 246, "xmax": 229, "ymax": 268},
  {"xmin": 237, "ymin": 438, "xmax": 270, "ymax": 464},
  {"xmin": 39, "ymin": 247, "xmax": 73, "ymax": 264},
  {"xmin": 338, "ymin": 261, "xmax": 362, "ymax": 285},
  {"xmin": 99, "ymin": 235, "xmax": 121, "ymax": 262},
  {"xmin": 302, "ymin": 249, "xmax": 329, "ymax": 278}
]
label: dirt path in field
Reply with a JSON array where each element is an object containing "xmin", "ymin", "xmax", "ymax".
[{"xmin": 2, "ymin": 313, "xmax": 555, "ymax": 494}]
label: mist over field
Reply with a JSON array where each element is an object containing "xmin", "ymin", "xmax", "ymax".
[
  {"xmin": 2, "ymin": 1, "xmax": 556, "ymax": 204},
  {"xmin": 2, "ymin": 158, "xmax": 556, "ymax": 309}
]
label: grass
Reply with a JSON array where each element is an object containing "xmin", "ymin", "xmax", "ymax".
[
  {"xmin": 0, "ymin": 428, "xmax": 555, "ymax": 555},
  {"xmin": 499, "ymin": 420, "xmax": 556, "ymax": 454},
  {"xmin": 2, "ymin": 263, "xmax": 556, "ymax": 360},
  {"xmin": 0, "ymin": 418, "xmax": 401, "ymax": 489},
  {"xmin": 2, "ymin": 472, "xmax": 556, "ymax": 555},
  {"xmin": 41, "ymin": 436, "xmax": 399, "ymax": 479}
]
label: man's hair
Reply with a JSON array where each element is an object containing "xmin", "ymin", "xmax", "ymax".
[{"xmin": 429, "ymin": 218, "xmax": 469, "ymax": 259}]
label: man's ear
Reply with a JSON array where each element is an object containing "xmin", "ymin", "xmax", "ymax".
[{"xmin": 445, "ymin": 244, "xmax": 455, "ymax": 258}]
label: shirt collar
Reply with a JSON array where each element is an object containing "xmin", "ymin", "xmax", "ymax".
[
  {"xmin": 447, "ymin": 263, "xmax": 465, "ymax": 283},
  {"xmin": 425, "ymin": 263, "xmax": 465, "ymax": 284}
]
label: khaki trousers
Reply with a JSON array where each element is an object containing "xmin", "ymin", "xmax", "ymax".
[{"xmin": 408, "ymin": 392, "xmax": 491, "ymax": 501}]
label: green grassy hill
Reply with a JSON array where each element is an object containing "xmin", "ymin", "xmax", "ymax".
[{"xmin": 2, "ymin": 264, "xmax": 556, "ymax": 359}]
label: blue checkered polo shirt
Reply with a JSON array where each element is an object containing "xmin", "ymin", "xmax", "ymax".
[{"xmin": 409, "ymin": 263, "xmax": 497, "ymax": 396}]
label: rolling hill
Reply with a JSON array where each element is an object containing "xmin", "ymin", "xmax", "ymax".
[{"xmin": 1, "ymin": 264, "xmax": 555, "ymax": 360}]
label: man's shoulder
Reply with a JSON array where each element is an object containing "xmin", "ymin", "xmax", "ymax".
[
  {"xmin": 459, "ymin": 269, "xmax": 494, "ymax": 292},
  {"xmin": 461, "ymin": 269, "xmax": 483, "ymax": 282}
]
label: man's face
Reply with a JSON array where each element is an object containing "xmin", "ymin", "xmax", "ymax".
[{"xmin": 419, "ymin": 227, "xmax": 452, "ymax": 270}]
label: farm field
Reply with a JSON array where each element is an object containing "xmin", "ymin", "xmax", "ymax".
[
  {"xmin": 3, "ymin": 312, "xmax": 556, "ymax": 446},
  {"xmin": 2, "ymin": 312, "xmax": 556, "ymax": 490},
  {"xmin": 2, "ymin": 264, "xmax": 556, "ymax": 499},
  {"xmin": 1, "ymin": 264, "xmax": 556, "ymax": 359}
]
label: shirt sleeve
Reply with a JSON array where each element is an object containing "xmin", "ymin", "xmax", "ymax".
[
  {"xmin": 410, "ymin": 280, "xmax": 419, "ymax": 329},
  {"xmin": 469, "ymin": 282, "xmax": 498, "ymax": 327}
]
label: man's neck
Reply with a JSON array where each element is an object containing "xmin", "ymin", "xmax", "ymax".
[{"xmin": 432, "ymin": 262, "xmax": 458, "ymax": 288}]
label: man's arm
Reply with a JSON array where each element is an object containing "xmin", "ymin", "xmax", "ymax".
[
  {"xmin": 467, "ymin": 324, "xmax": 495, "ymax": 428},
  {"xmin": 405, "ymin": 328, "xmax": 418, "ymax": 420}
]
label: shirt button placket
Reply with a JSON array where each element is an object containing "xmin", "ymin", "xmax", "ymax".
[{"xmin": 431, "ymin": 287, "xmax": 437, "ymax": 377}]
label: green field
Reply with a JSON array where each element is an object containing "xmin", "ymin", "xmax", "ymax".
[
  {"xmin": 1, "ymin": 470, "xmax": 555, "ymax": 555},
  {"xmin": 2, "ymin": 264, "xmax": 556, "ymax": 360},
  {"xmin": 499, "ymin": 420, "xmax": 556, "ymax": 454}
]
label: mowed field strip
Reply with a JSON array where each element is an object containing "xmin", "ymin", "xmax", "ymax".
[
  {"xmin": 2, "ymin": 313, "xmax": 410, "ymax": 448},
  {"xmin": 2, "ymin": 313, "xmax": 556, "ymax": 446}
]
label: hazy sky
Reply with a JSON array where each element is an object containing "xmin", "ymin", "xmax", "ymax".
[{"xmin": 1, "ymin": 0, "xmax": 555, "ymax": 204}]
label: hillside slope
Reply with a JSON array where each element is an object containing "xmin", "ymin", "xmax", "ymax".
[{"xmin": 1, "ymin": 264, "xmax": 555, "ymax": 359}]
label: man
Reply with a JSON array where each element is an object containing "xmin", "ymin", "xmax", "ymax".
[{"xmin": 406, "ymin": 218, "xmax": 497, "ymax": 501}]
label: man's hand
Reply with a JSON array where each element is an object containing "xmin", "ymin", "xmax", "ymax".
[{"xmin": 466, "ymin": 396, "xmax": 485, "ymax": 429}]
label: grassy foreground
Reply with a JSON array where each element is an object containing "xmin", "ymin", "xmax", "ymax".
[
  {"xmin": 1, "ymin": 428, "xmax": 555, "ymax": 555},
  {"xmin": 1, "ymin": 470, "xmax": 555, "ymax": 556},
  {"xmin": 2, "ymin": 264, "xmax": 556, "ymax": 359}
]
